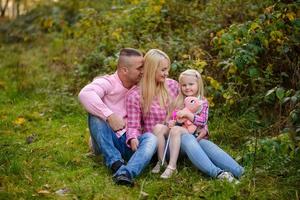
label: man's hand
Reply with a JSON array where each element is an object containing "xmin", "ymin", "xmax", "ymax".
[
  {"xmin": 107, "ymin": 113, "xmax": 125, "ymax": 131},
  {"xmin": 130, "ymin": 138, "xmax": 139, "ymax": 151}
]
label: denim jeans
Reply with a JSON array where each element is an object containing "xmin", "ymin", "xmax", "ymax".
[
  {"xmin": 88, "ymin": 114, "xmax": 157, "ymax": 178},
  {"xmin": 181, "ymin": 134, "xmax": 244, "ymax": 178}
]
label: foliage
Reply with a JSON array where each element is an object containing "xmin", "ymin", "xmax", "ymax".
[{"xmin": 1, "ymin": 0, "xmax": 300, "ymax": 199}]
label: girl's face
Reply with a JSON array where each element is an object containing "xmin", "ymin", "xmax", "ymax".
[
  {"xmin": 155, "ymin": 58, "xmax": 169, "ymax": 83},
  {"xmin": 180, "ymin": 75, "xmax": 199, "ymax": 97}
]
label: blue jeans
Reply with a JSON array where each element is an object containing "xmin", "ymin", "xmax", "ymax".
[
  {"xmin": 88, "ymin": 114, "xmax": 157, "ymax": 178},
  {"xmin": 181, "ymin": 134, "xmax": 244, "ymax": 178}
]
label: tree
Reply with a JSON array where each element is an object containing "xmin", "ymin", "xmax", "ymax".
[{"xmin": 0, "ymin": 0, "xmax": 10, "ymax": 17}]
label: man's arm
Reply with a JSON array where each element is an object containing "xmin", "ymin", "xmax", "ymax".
[{"xmin": 78, "ymin": 77, "xmax": 125, "ymax": 131}]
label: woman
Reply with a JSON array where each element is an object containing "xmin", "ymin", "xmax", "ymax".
[{"xmin": 126, "ymin": 49, "xmax": 179, "ymax": 152}]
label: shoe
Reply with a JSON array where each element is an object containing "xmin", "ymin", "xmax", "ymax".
[
  {"xmin": 217, "ymin": 171, "xmax": 235, "ymax": 183},
  {"xmin": 111, "ymin": 160, "xmax": 125, "ymax": 173},
  {"xmin": 113, "ymin": 173, "xmax": 134, "ymax": 187},
  {"xmin": 160, "ymin": 166, "xmax": 177, "ymax": 179},
  {"xmin": 151, "ymin": 160, "xmax": 165, "ymax": 174}
]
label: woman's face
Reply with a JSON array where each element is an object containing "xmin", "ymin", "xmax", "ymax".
[{"xmin": 155, "ymin": 58, "xmax": 169, "ymax": 83}]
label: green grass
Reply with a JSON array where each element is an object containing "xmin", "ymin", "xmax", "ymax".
[{"xmin": 0, "ymin": 42, "xmax": 299, "ymax": 200}]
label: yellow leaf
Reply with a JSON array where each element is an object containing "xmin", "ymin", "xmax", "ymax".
[
  {"xmin": 13, "ymin": 117, "xmax": 26, "ymax": 125},
  {"xmin": 181, "ymin": 54, "xmax": 190, "ymax": 59},
  {"xmin": 130, "ymin": 0, "xmax": 140, "ymax": 5},
  {"xmin": 216, "ymin": 30, "xmax": 224, "ymax": 37},
  {"xmin": 210, "ymin": 78, "xmax": 221, "ymax": 90},
  {"xmin": 194, "ymin": 59, "xmax": 207, "ymax": 69},
  {"xmin": 37, "ymin": 190, "xmax": 51, "ymax": 194},
  {"xmin": 228, "ymin": 65, "xmax": 237, "ymax": 74},
  {"xmin": 249, "ymin": 22, "xmax": 261, "ymax": 31},
  {"xmin": 286, "ymin": 12, "xmax": 295, "ymax": 21},
  {"xmin": 206, "ymin": 97, "xmax": 215, "ymax": 107},
  {"xmin": 265, "ymin": 5, "xmax": 274, "ymax": 13},
  {"xmin": 153, "ymin": 5, "xmax": 162, "ymax": 13},
  {"xmin": 222, "ymin": 92, "xmax": 232, "ymax": 100}
]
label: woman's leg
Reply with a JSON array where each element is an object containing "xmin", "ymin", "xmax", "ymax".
[
  {"xmin": 168, "ymin": 126, "xmax": 188, "ymax": 169},
  {"xmin": 181, "ymin": 133, "xmax": 223, "ymax": 177},
  {"xmin": 198, "ymin": 139, "xmax": 244, "ymax": 178}
]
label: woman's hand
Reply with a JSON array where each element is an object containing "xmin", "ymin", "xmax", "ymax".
[
  {"xmin": 196, "ymin": 129, "xmax": 207, "ymax": 141},
  {"xmin": 130, "ymin": 138, "xmax": 139, "ymax": 151}
]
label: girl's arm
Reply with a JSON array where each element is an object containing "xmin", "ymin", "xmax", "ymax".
[{"xmin": 193, "ymin": 98, "xmax": 209, "ymax": 127}]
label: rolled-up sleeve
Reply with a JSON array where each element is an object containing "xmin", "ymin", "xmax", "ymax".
[
  {"xmin": 126, "ymin": 88, "xmax": 142, "ymax": 145},
  {"xmin": 78, "ymin": 77, "xmax": 113, "ymax": 120}
]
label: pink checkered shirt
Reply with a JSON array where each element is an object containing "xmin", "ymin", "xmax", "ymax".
[
  {"xmin": 126, "ymin": 78, "xmax": 179, "ymax": 145},
  {"xmin": 194, "ymin": 97, "xmax": 209, "ymax": 138}
]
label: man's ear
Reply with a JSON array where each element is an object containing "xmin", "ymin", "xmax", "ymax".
[{"xmin": 120, "ymin": 66, "xmax": 128, "ymax": 74}]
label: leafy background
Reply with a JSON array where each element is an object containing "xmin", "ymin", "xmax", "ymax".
[{"xmin": 0, "ymin": 0, "xmax": 299, "ymax": 199}]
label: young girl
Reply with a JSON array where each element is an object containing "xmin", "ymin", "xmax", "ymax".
[{"xmin": 152, "ymin": 69, "xmax": 244, "ymax": 182}]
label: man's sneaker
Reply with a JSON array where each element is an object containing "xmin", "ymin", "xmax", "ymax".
[
  {"xmin": 113, "ymin": 173, "xmax": 134, "ymax": 187},
  {"xmin": 160, "ymin": 166, "xmax": 178, "ymax": 179},
  {"xmin": 217, "ymin": 171, "xmax": 235, "ymax": 183},
  {"xmin": 111, "ymin": 160, "xmax": 125, "ymax": 173},
  {"xmin": 151, "ymin": 160, "xmax": 166, "ymax": 174}
]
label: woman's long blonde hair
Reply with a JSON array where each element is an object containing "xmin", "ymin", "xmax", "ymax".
[
  {"xmin": 140, "ymin": 49, "xmax": 171, "ymax": 114},
  {"xmin": 171, "ymin": 69, "xmax": 204, "ymax": 111}
]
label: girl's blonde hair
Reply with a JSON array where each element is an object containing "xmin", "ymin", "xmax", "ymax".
[
  {"xmin": 171, "ymin": 69, "xmax": 204, "ymax": 110},
  {"xmin": 140, "ymin": 49, "xmax": 171, "ymax": 114}
]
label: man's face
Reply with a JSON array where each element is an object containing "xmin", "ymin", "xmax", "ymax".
[{"xmin": 126, "ymin": 56, "xmax": 144, "ymax": 84}]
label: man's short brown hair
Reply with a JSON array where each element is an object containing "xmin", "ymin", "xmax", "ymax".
[
  {"xmin": 117, "ymin": 48, "xmax": 143, "ymax": 69},
  {"xmin": 119, "ymin": 48, "xmax": 143, "ymax": 57}
]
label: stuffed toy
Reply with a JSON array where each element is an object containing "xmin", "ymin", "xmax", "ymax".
[{"xmin": 173, "ymin": 96, "xmax": 203, "ymax": 134}]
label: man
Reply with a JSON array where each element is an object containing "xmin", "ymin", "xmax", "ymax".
[{"xmin": 78, "ymin": 48, "xmax": 157, "ymax": 186}]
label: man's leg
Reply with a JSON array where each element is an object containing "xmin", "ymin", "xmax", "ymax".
[
  {"xmin": 88, "ymin": 114, "xmax": 125, "ymax": 171},
  {"xmin": 114, "ymin": 132, "xmax": 157, "ymax": 185}
]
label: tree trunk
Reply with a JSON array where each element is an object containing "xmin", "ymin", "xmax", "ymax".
[{"xmin": 0, "ymin": 0, "xmax": 10, "ymax": 17}]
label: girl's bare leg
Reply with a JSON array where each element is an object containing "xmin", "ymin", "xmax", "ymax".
[
  {"xmin": 153, "ymin": 124, "xmax": 169, "ymax": 161},
  {"xmin": 160, "ymin": 126, "xmax": 188, "ymax": 178},
  {"xmin": 152, "ymin": 124, "xmax": 169, "ymax": 173},
  {"xmin": 168, "ymin": 126, "xmax": 188, "ymax": 169}
]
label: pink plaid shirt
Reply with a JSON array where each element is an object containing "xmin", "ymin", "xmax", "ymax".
[
  {"xmin": 194, "ymin": 97, "xmax": 209, "ymax": 138},
  {"xmin": 126, "ymin": 78, "xmax": 179, "ymax": 145}
]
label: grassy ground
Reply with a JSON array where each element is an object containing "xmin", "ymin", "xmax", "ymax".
[{"xmin": 0, "ymin": 42, "xmax": 299, "ymax": 200}]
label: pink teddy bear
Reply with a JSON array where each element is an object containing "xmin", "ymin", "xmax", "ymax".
[{"xmin": 173, "ymin": 96, "xmax": 203, "ymax": 134}]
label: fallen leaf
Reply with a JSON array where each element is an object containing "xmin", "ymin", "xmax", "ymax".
[
  {"xmin": 37, "ymin": 190, "xmax": 51, "ymax": 194},
  {"xmin": 13, "ymin": 117, "xmax": 26, "ymax": 125}
]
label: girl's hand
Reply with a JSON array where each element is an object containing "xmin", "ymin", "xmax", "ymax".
[
  {"xmin": 176, "ymin": 110, "xmax": 187, "ymax": 118},
  {"xmin": 196, "ymin": 129, "xmax": 207, "ymax": 141},
  {"xmin": 177, "ymin": 109, "xmax": 194, "ymax": 121},
  {"xmin": 130, "ymin": 138, "xmax": 139, "ymax": 151},
  {"xmin": 168, "ymin": 120, "xmax": 176, "ymax": 128}
]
